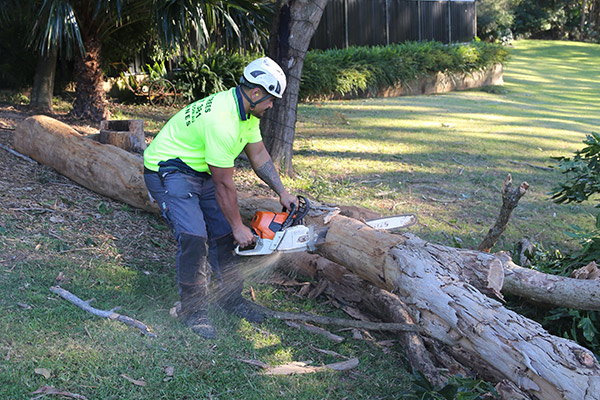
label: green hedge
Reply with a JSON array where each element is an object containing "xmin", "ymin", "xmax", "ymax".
[
  {"xmin": 166, "ymin": 40, "xmax": 510, "ymax": 102},
  {"xmin": 300, "ymin": 40, "xmax": 510, "ymax": 100}
]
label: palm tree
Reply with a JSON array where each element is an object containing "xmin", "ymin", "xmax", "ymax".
[{"xmin": 2, "ymin": 0, "xmax": 272, "ymax": 121}]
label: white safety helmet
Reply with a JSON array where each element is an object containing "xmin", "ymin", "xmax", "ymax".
[{"xmin": 241, "ymin": 57, "xmax": 287, "ymax": 98}]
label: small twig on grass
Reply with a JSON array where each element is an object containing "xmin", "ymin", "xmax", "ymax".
[
  {"xmin": 9, "ymin": 207, "xmax": 54, "ymax": 213},
  {"xmin": 262, "ymin": 308, "xmax": 421, "ymax": 332},
  {"xmin": 50, "ymin": 286, "xmax": 156, "ymax": 338},
  {"xmin": 0, "ymin": 143, "xmax": 36, "ymax": 163},
  {"xmin": 285, "ymin": 320, "xmax": 345, "ymax": 343},
  {"xmin": 421, "ymin": 194, "xmax": 456, "ymax": 204}
]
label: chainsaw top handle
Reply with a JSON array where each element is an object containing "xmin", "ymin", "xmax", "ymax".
[{"xmin": 281, "ymin": 195, "xmax": 309, "ymax": 230}]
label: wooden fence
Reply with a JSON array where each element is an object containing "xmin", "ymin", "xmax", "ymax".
[{"xmin": 310, "ymin": 0, "xmax": 476, "ymax": 50}]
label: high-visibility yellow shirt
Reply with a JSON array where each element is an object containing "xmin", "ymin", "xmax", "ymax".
[{"xmin": 144, "ymin": 87, "xmax": 261, "ymax": 173}]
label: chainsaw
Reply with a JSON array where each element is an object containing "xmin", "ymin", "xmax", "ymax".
[{"xmin": 235, "ymin": 195, "xmax": 417, "ymax": 256}]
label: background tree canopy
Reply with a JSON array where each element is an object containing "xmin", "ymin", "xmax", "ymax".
[{"xmin": 477, "ymin": 0, "xmax": 600, "ymax": 42}]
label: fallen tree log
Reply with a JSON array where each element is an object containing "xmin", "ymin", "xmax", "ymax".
[
  {"xmin": 13, "ymin": 115, "xmax": 157, "ymax": 213},
  {"xmin": 315, "ymin": 215, "xmax": 599, "ymax": 400}
]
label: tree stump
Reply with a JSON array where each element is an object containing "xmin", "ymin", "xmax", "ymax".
[{"xmin": 98, "ymin": 119, "xmax": 146, "ymax": 153}]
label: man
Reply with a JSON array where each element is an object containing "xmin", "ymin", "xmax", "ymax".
[{"xmin": 143, "ymin": 57, "xmax": 297, "ymax": 339}]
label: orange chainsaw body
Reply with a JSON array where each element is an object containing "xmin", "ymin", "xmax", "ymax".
[{"xmin": 251, "ymin": 211, "xmax": 289, "ymax": 240}]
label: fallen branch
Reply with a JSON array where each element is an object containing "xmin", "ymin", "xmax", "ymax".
[
  {"xmin": 240, "ymin": 357, "xmax": 359, "ymax": 375},
  {"xmin": 262, "ymin": 308, "xmax": 421, "ymax": 332},
  {"xmin": 285, "ymin": 321, "xmax": 345, "ymax": 343},
  {"xmin": 31, "ymin": 385, "xmax": 88, "ymax": 400},
  {"xmin": 478, "ymin": 174, "xmax": 529, "ymax": 252},
  {"xmin": 509, "ymin": 160, "xmax": 553, "ymax": 171},
  {"xmin": 50, "ymin": 286, "xmax": 156, "ymax": 338}
]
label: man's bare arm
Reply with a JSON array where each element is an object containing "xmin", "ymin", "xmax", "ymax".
[
  {"xmin": 245, "ymin": 141, "xmax": 286, "ymax": 195},
  {"xmin": 255, "ymin": 158, "xmax": 286, "ymax": 195},
  {"xmin": 244, "ymin": 141, "xmax": 296, "ymax": 209}
]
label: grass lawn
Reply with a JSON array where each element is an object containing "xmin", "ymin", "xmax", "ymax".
[
  {"xmin": 286, "ymin": 39, "xmax": 600, "ymax": 252},
  {"xmin": 1, "ymin": 39, "xmax": 599, "ymax": 399}
]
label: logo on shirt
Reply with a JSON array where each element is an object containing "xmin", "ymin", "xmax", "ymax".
[{"xmin": 184, "ymin": 94, "xmax": 216, "ymax": 126}]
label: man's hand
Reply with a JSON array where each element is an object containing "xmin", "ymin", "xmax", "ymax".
[
  {"xmin": 279, "ymin": 190, "xmax": 297, "ymax": 211},
  {"xmin": 232, "ymin": 224, "xmax": 256, "ymax": 248}
]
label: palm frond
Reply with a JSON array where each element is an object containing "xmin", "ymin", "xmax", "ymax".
[{"xmin": 29, "ymin": 0, "xmax": 85, "ymax": 57}]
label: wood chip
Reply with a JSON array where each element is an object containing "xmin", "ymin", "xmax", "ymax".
[{"xmin": 34, "ymin": 368, "xmax": 51, "ymax": 379}]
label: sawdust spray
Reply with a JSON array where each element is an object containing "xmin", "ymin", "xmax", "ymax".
[{"xmin": 205, "ymin": 252, "xmax": 283, "ymax": 307}]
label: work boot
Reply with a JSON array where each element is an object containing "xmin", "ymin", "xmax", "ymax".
[
  {"xmin": 178, "ymin": 233, "xmax": 217, "ymax": 339},
  {"xmin": 212, "ymin": 234, "xmax": 265, "ymax": 324},
  {"xmin": 181, "ymin": 309, "xmax": 217, "ymax": 339}
]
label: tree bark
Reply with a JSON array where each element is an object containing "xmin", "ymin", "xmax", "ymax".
[
  {"xmin": 316, "ymin": 215, "xmax": 600, "ymax": 400},
  {"xmin": 70, "ymin": 37, "xmax": 109, "ymax": 121},
  {"xmin": 261, "ymin": 0, "xmax": 328, "ymax": 175},
  {"xmin": 30, "ymin": 46, "xmax": 58, "ymax": 113}
]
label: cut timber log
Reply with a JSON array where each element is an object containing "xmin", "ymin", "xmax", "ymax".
[
  {"xmin": 13, "ymin": 115, "xmax": 157, "ymax": 213},
  {"xmin": 316, "ymin": 215, "xmax": 600, "ymax": 400}
]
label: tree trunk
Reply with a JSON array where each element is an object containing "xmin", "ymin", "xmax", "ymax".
[
  {"xmin": 30, "ymin": 46, "xmax": 58, "ymax": 113},
  {"xmin": 70, "ymin": 37, "xmax": 109, "ymax": 121},
  {"xmin": 316, "ymin": 215, "xmax": 600, "ymax": 400},
  {"xmin": 13, "ymin": 115, "xmax": 155, "ymax": 213},
  {"xmin": 581, "ymin": 0, "xmax": 588, "ymax": 41},
  {"xmin": 261, "ymin": 0, "xmax": 328, "ymax": 176}
]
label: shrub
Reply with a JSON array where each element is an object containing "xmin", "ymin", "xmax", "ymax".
[
  {"xmin": 476, "ymin": 0, "xmax": 517, "ymax": 43},
  {"xmin": 300, "ymin": 40, "xmax": 510, "ymax": 101},
  {"xmin": 509, "ymin": 133, "xmax": 600, "ymax": 359},
  {"xmin": 162, "ymin": 41, "xmax": 509, "ymax": 104},
  {"xmin": 170, "ymin": 48, "xmax": 259, "ymax": 102}
]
